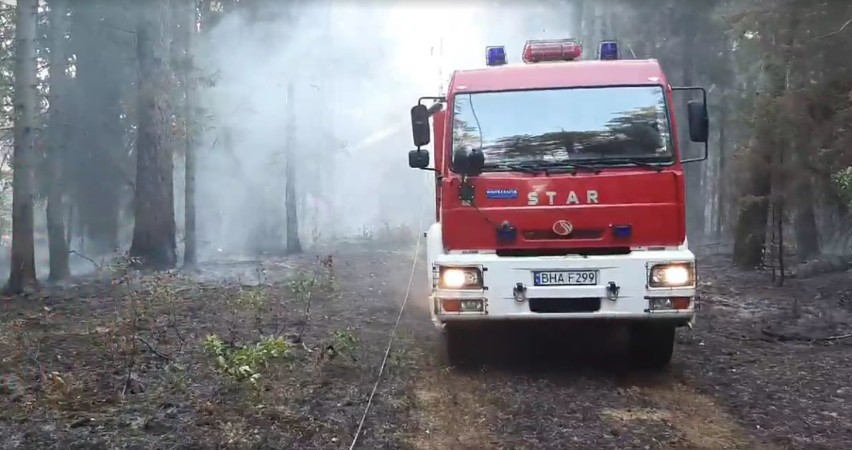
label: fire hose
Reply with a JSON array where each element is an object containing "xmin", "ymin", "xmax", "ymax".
[{"xmin": 348, "ymin": 170, "xmax": 431, "ymax": 449}]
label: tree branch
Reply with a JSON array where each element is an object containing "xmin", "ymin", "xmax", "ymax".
[{"xmin": 815, "ymin": 17, "xmax": 852, "ymax": 39}]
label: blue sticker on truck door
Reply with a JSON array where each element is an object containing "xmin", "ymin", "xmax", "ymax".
[{"xmin": 485, "ymin": 188, "xmax": 518, "ymax": 199}]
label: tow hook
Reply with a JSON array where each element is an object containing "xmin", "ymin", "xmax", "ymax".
[
  {"xmin": 606, "ymin": 281, "xmax": 620, "ymax": 301},
  {"xmin": 513, "ymin": 282, "xmax": 527, "ymax": 303}
]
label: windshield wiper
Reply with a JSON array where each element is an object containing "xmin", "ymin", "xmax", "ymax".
[
  {"xmin": 586, "ymin": 158, "xmax": 665, "ymax": 172},
  {"xmin": 481, "ymin": 164, "xmax": 543, "ymax": 174},
  {"xmin": 529, "ymin": 161, "xmax": 602, "ymax": 175}
]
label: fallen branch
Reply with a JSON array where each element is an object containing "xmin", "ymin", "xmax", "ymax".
[
  {"xmin": 815, "ymin": 17, "xmax": 852, "ymax": 39},
  {"xmin": 761, "ymin": 328, "xmax": 852, "ymax": 343},
  {"xmin": 137, "ymin": 336, "xmax": 171, "ymax": 360},
  {"xmin": 69, "ymin": 250, "xmax": 100, "ymax": 270},
  {"xmin": 293, "ymin": 290, "xmax": 313, "ymax": 343},
  {"xmin": 821, "ymin": 332, "xmax": 852, "ymax": 342},
  {"xmin": 717, "ymin": 333, "xmax": 772, "ymax": 342}
]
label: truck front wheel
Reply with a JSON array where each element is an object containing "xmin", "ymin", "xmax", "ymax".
[
  {"xmin": 628, "ymin": 324, "xmax": 676, "ymax": 370},
  {"xmin": 438, "ymin": 324, "xmax": 477, "ymax": 368}
]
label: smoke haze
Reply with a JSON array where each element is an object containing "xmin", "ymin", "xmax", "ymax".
[{"xmin": 191, "ymin": 1, "xmax": 576, "ymax": 257}]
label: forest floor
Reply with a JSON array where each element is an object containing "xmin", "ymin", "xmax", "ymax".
[{"xmin": 1, "ymin": 238, "xmax": 851, "ymax": 449}]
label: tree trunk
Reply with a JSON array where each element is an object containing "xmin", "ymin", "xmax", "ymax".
[
  {"xmin": 180, "ymin": 0, "xmax": 197, "ymax": 267},
  {"xmin": 715, "ymin": 102, "xmax": 726, "ymax": 237},
  {"xmin": 680, "ymin": 13, "xmax": 704, "ymax": 241},
  {"xmin": 67, "ymin": 0, "xmax": 128, "ymax": 255},
  {"xmin": 792, "ymin": 171, "xmax": 819, "ymax": 261},
  {"xmin": 285, "ymin": 82, "xmax": 301, "ymax": 253},
  {"xmin": 787, "ymin": 2, "xmax": 819, "ymax": 261},
  {"xmin": 46, "ymin": 0, "xmax": 71, "ymax": 282},
  {"xmin": 6, "ymin": 0, "xmax": 39, "ymax": 294},
  {"xmin": 571, "ymin": 0, "xmax": 584, "ymax": 38},
  {"xmin": 129, "ymin": 2, "xmax": 177, "ymax": 270}
]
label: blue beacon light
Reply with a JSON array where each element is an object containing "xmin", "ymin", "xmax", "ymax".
[
  {"xmin": 612, "ymin": 224, "xmax": 632, "ymax": 238},
  {"xmin": 599, "ymin": 40, "xmax": 620, "ymax": 60},
  {"xmin": 486, "ymin": 46, "xmax": 507, "ymax": 66}
]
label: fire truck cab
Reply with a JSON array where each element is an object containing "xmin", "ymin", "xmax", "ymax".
[{"xmin": 408, "ymin": 39, "xmax": 709, "ymax": 369}]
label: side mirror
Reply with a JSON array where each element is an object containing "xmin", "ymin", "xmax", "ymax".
[
  {"xmin": 452, "ymin": 146, "xmax": 485, "ymax": 176},
  {"xmin": 687, "ymin": 100, "xmax": 709, "ymax": 143},
  {"xmin": 411, "ymin": 104, "xmax": 431, "ymax": 147},
  {"xmin": 408, "ymin": 149, "xmax": 429, "ymax": 169}
]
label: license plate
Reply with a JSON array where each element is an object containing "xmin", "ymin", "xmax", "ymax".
[{"xmin": 532, "ymin": 270, "xmax": 598, "ymax": 286}]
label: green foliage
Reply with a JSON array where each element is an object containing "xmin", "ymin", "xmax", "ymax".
[
  {"xmin": 202, "ymin": 334, "xmax": 290, "ymax": 385},
  {"xmin": 831, "ymin": 167, "xmax": 852, "ymax": 206},
  {"xmin": 231, "ymin": 286, "xmax": 267, "ymax": 310},
  {"xmin": 287, "ymin": 271, "xmax": 318, "ymax": 296},
  {"xmin": 287, "ymin": 255, "xmax": 336, "ymax": 294},
  {"xmin": 331, "ymin": 328, "xmax": 357, "ymax": 360}
]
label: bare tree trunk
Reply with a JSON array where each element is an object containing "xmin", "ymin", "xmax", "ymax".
[
  {"xmin": 285, "ymin": 82, "xmax": 301, "ymax": 253},
  {"xmin": 793, "ymin": 179, "xmax": 819, "ymax": 260},
  {"xmin": 787, "ymin": 3, "xmax": 819, "ymax": 261},
  {"xmin": 571, "ymin": 0, "xmax": 584, "ymax": 38},
  {"xmin": 46, "ymin": 0, "xmax": 71, "ymax": 282},
  {"xmin": 180, "ymin": 0, "xmax": 197, "ymax": 267},
  {"xmin": 715, "ymin": 103, "xmax": 726, "ymax": 237},
  {"xmin": 130, "ymin": 1, "xmax": 177, "ymax": 270},
  {"xmin": 66, "ymin": 0, "xmax": 127, "ymax": 256},
  {"xmin": 733, "ymin": 22, "xmax": 793, "ymax": 269},
  {"xmin": 679, "ymin": 12, "xmax": 704, "ymax": 242},
  {"xmin": 6, "ymin": 0, "xmax": 39, "ymax": 294}
]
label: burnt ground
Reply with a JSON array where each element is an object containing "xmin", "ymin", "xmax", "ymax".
[{"xmin": 1, "ymin": 240, "xmax": 851, "ymax": 449}]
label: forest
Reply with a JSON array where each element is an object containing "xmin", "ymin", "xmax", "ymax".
[{"xmin": 0, "ymin": 0, "xmax": 851, "ymax": 449}]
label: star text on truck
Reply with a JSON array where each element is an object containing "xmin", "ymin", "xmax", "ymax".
[{"xmin": 407, "ymin": 39, "xmax": 709, "ymax": 369}]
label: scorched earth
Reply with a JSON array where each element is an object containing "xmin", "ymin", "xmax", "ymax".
[{"xmin": 1, "ymin": 238, "xmax": 850, "ymax": 449}]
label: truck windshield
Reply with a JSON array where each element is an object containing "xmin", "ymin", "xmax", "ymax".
[{"xmin": 451, "ymin": 86, "xmax": 673, "ymax": 169}]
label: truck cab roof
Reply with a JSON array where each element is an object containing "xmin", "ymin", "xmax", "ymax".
[{"xmin": 449, "ymin": 59, "xmax": 668, "ymax": 93}]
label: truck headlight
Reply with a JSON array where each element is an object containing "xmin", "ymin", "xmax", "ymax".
[
  {"xmin": 438, "ymin": 266, "xmax": 483, "ymax": 290},
  {"xmin": 648, "ymin": 263, "xmax": 694, "ymax": 288}
]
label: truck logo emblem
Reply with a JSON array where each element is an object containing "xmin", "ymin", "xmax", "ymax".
[
  {"xmin": 486, "ymin": 188, "xmax": 518, "ymax": 200},
  {"xmin": 552, "ymin": 220, "xmax": 573, "ymax": 236}
]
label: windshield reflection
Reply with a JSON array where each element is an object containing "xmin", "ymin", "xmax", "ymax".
[{"xmin": 451, "ymin": 86, "xmax": 673, "ymax": 169}]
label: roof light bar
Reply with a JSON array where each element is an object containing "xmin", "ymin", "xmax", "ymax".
[
  {"xmin": 485, "ymin": 46, "xmax": 507, "ymax": 66},
  {"xmin": 599, "ymin": 40, "xmax": 620, "ymax": 60},
  {"xmin": 522, "ymin": 38, "xmax": 582, "ymax": 63}
]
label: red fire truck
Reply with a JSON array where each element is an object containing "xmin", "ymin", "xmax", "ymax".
[{"xmin": 407, "ymin": 39, "xmax": 709, "ymax": 369}]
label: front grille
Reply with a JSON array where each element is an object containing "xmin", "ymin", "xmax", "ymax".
[
  {"xmin": 529, "ymin": 297, "xmax": 601, "ymax": 313},
  {"xmin": 523, "ymin": 229, "xmax": 603, "ymax": 240},
  {"xmin": 497, "ymin": 248, "xmax": 631, "ymax": 257}
]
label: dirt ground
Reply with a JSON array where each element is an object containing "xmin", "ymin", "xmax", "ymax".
[{"xmin": 1, "ymin": 240, "xmax": 851, "ymax": 449}]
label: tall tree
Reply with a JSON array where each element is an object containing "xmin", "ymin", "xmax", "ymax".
[
  {"xmin": 285, "ymin": 82, "xmax": 301, "ymax": 253},
  {"xmin": 733, "ymin": 4, "xmax": 796, "ymax": 269},
  {"xmin": 6, "ymin": 0, "xmax": 39, "ymax": 293},
  {"xmin": 172, "ymin": 0, "xmax": 197, "ymax": 267},
  {"xmin": 129, "ymin": 0, "xmax": 177, "ymax": 270},
  {"xmin": 46, "ymin": 0, "xmax": 71, "ymax": 281},
  {"xmin": 66, "ymin": 0, "xmax": 134, "ymax": 255},
  {"xmin": 183, "ymin": 0, "xmax": 197, "ymax": 267}
]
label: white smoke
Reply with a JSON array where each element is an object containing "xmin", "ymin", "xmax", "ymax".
[{"xmin": 191, "ymin": 1, "xmax": 576, "ymax": 255}]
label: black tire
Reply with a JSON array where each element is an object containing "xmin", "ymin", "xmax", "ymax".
[
  {"xmin": 438, "ymin": 325, "xmax": 477, "ymax": 368},
  {"xmin": 628, "ymin": 324, "xmax": 676, "ymax": 370}
]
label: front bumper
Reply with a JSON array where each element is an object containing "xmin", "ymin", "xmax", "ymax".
[{"xmin": 429, "ymin": 250, "xmax": 697, "ymax": 326}]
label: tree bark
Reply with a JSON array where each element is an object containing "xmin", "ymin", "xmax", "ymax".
[
  {"xmin": 787, "ymin": 2, "xmax": 819, "ymax": 261},
  {"xmin": 733, "ymin": 14, "xmax": 795, "ymax": 270},
  {"xmin": 679, "ymin": 10, "xmax": 704, "ymax": 241},
  {"xmin": 6, "ymin": 0, "xmax": 39, "ymax": 294},
  {"xmin": 180, "ymin": 0, "xmax": 197, "ymax": 267},
  {"xmin": 715, "ymin": 101, "xmax": 726, "ymax": 238},
  {"xmin": 285, "ymin": 82, "xmax": 301, "ymax": 253},
  {"xmin": 129, "ymin": 1, "xmax": 177, "ymax": 270},
  {"xmin": 571, "ymin": 0, "xmax": 584, "ymax": 38},
  {"xmin": 46, "ymin": 0, "xmax": 71, "ymax": 282},
  {"xmin": 66, "ymin": 0, "xmax": 129, "ymax": 255}
]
